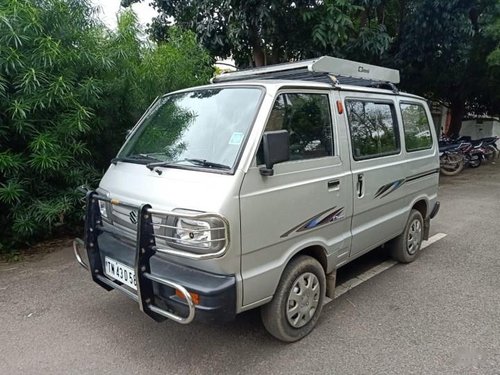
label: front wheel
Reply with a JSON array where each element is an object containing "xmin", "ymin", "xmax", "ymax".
[
  {"xmin": 389, "ymin": 209, "xmax": 424, "ymax": 263},
  {"xmin": 261, "ymin": 255, "xmax": 326, "ymax": 342},
  {"xmin": 440, "ymin": 153, "xmax": 464, "ymax": 176}
]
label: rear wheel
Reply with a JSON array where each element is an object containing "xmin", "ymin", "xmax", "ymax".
[
  {"xmin": 440, "ymin": 153, "xmax": 464, "ymax": 176},
  {"xmin": 261, "ymin": 255, "xmax": 325, "ymax": 342},
  {"xmin": 468, "ymin": 155, "xmax": 482, "ymax": 168},
  {"xmin": 490, "ymin": 145, "xmax": 500, "ymax": 159},
  {"xmin": 389, "ymin": 209, "xmax": 424, "ymax": 263}
]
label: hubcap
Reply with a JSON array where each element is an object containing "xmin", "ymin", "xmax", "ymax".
[
  {"xmin": 407, "ymin": 219, "xmax": 422, "ymax": 255},
  {"xmin": 286, "ymin": 272, "xmax": 320, "ymax": 328}
]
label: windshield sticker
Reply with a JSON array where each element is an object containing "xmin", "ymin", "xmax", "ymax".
[{"xmin": 229, "ymin": 132, "xmax": 244, "ymax": 145}]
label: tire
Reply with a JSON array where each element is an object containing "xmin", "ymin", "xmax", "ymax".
[
  {"xmin": 469, "ymin": 156, "xmax": 481, "ymax": 168},
  {"xmin": 492, "ymin": 146, "xmax": 500, "ymax": 159},
  {"xmin": 440, "ymin": 154, "xmax": 464, "ymax": 176},
  {"xmin": 483, "ymin": 147, "xmax": 496, "ymax": 161},
  {"xmin": 261, "ymin": 255, "xmax": 326, "ymax": 342},
  {"xmin": 389, "ymin": 209, "xmax": 424, "ymax": 263}
]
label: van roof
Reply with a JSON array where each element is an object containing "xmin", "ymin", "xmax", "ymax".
[{"xmin": 184, "ymin": 79, "xmax": 426, "ymax": 102}]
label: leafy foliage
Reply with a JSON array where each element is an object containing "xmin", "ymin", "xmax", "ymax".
[
  {"xmin": 126, "ymin": 0, "xmax": 392, "ymax": 66},
  {"xmin": 131, "ymin": 0, "xmax": 499, "ymax": 136},
  {"xmin": 0, "ymin": 0, "xmax": 106, "ymax": 250},
  {"xmin": 89, "ymin": 11, "xmax": 213, "ymax": 168},
  {"xmin": 393, "ymin": 0, "xmax": 500, "ymax": 135},
  {"xmin": 485, "ymin": 2, "xmax": 500, "ymax": 66},
  {"xmin": 0, "ymin": 0, "xmax": 213, "ymax": 252}
]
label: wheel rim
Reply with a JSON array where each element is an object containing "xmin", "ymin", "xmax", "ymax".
[
  {"xmin": 407, "ymin": 219, "xmax": 422, "ymax": 255},
  {"xmin": 441, "ymin": 154, "xmax": 462, "ymax": 171},
  {"xmin": 286, "ymin": 272, "xmax": 320, "ymax": 328}
]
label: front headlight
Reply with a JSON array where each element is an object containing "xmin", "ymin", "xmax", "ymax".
[
  {"xmin": 153, "ymin": 211, "xmax": 227, "ymax": 255},
  {"xmin": 175, "ymin": 218, "xmax": 212, "ymax": 249},
  {"xmin": 95, "ymin": 188, "xmax": 110, "ymax": 221}
]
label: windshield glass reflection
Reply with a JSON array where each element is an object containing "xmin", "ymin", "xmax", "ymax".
[{"xmin": 119, "ymin": 87, "xmax": 263, "ymax": 170}]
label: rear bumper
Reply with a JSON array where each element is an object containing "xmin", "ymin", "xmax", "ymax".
[{"xmin": 74, "ymin": 191, "xmax": 236, "ymax": 324}]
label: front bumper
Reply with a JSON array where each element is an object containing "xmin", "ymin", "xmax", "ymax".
[{"xmin": 74, "ymin": 191, "xmax": 236, "ymax": 324}]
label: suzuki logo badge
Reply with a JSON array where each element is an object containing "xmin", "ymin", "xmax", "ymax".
[{"xmin": 129, "ymin": 211, "xmax": 138, "ymax": 224}]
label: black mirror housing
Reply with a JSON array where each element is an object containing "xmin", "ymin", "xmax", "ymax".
[{"xmin": 260, "ymin": 130, "xmax": 289, "ymax": 176}]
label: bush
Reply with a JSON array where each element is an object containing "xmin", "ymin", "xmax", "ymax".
[{"xmin": 0, "ymin": 0, "xmax": 213, "ymax": 252}]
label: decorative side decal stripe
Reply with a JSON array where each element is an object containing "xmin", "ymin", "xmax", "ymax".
[
  {"xmin": 374, "ymin": 169, "xmax": 439, "ymax": 199},
  {"xmin": 280, "ymin": 206, "xmax": 345, "ymax": 238}
]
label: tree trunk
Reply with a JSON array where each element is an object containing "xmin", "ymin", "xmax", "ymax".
[
  {"xmin": 268, "ymin": 44, "xmax": 281, "ymax": 65},
  {"xmin": 249, "ymin": 22, "xmax": 265, "ymax": 67},
  {"xmin": 376, "ymin": 3, "xmax": 386, "ymax": 24},
  {"xmin": 253, "ymin": 44, "xmax": 265, "ymax": 66},
  {"xmin": 447, "ymin": 97, "xmax": 466, "ymax": 138},
  {"xmin": 359, "ymin": 9, "xmax": 368, "ymax": 27}
]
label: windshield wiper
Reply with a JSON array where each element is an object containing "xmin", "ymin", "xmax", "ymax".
[
  {"xmin": 183, "ymin": 158, "xmax": 231, "ymax": 170},
  {"xmin": 111, "ymin": 154, "xmax": 158, "ymax": 165},
  {"xmin": 146, "ymin": 158, "xmax": 231, "ymax": 171}
]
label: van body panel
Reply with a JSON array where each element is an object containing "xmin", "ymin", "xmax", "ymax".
[
  {"xmin": 239, "ymin": 162, "xmax": 352, "ymax": 305},
  {"xmin": 99, "ymin": 163, "xmax": 244, "ymax": 277},
  {"xmin": 239, "ymin": 90, "xmax": 353, "ymax": 306},
  {"xmin": 76, "ymin": 75, "xmax": 440, "ymax": 325},
  {"xmin": 340, "ymin": 92, "xmax": 439, "ymax": 257}
]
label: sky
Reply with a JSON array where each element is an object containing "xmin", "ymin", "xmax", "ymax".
[{"xmin": 91, "ymin": 0, "xmax": 157, "ymax": 29}]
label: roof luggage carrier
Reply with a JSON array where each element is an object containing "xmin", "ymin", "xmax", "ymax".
[{"xmin": 212, "ymin": 56, "xmax": 400, "ymax": 93}]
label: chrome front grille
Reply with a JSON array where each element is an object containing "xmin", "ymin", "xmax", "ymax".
[
  {"xmin": 109, "ymin": 205, "xmax": 167, "ymax": 245},
  {"xmin": 111, "ymin": 204, "xmax": 138, "ymax": 231}
]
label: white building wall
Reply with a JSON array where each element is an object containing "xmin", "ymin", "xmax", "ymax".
[{"xmin": 460, "ymin": 119, "xmax": 500, "ymax": 139}]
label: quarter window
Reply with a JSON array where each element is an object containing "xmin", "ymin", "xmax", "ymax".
[
  {"xmin": 259, "ymin": 93, "xmax": 334, "ymax": 163},
  {"xmin": 400, "ymin": 103, "xmax": 433, "ymax": 151},
  {"xmin": 346, "ymin": 100, "xmax": 400, "ymax": 160}
]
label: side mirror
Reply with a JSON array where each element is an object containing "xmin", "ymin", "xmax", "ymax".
[{"xmin": 260, "ymin": 130, "xmax": 289, "ymax": 176}]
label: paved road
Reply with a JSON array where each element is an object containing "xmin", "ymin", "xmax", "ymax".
[{"xmin": 1, "ymin": 163, "xmax": 499, "ymax": 375}]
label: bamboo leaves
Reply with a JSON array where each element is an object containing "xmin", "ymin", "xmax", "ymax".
[{"xmin": 0, "ymin": 0, "xmax": 213, "ymax": 251}]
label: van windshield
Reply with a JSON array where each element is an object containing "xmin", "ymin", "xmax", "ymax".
[{"xmin": 118, "ymin": 87, "xmax": 263, "ymax": 170}]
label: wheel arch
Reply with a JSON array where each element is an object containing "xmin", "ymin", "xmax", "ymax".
[
  {"xmin": 289, "ymin": 244, "xmax": 329, "ymax": 274},
  {"xmin": 412, "ymin": 198, "xmax": 428, "ymax": 219}
]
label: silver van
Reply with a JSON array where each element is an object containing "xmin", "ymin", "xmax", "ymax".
[{"xmin": 74, "ymin": 57, "xmax": 440, "ymax": 342}]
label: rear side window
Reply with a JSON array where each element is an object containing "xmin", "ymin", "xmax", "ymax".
[
  {"xmin": 259, "ymin": 92, "xmax": 334, "ymax": 163},
  {"xmin": 346, "ymin": 100, "xmax": 400, "ymax": 160},
  {"xmin": 400, "ymin": 103, "xmax": 433, "ymax": 151}
]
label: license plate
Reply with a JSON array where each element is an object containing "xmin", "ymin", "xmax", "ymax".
[{"xmin": 104, "ymin": 257, "xmax": 137, "ymax": 290}]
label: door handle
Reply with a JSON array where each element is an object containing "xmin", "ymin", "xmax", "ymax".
[
  {"xmin": 327, "ymin": 179, "xmax": 340, "ymax": 191},
  {"xmin": 357, "ymin": 174, "xmax": 364, "ymax": 197}
]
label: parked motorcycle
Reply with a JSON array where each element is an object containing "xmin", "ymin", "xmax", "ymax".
[
  {"xmin": 439, "ymin": 135, "xmax": 499, "ymax": 175},
  {"xmin": 439, "ymin": 143, "xmax": 465, "ymax": 176}
]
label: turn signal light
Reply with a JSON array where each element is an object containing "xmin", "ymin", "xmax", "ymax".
[
  {"xmin": 176, "ymin": 289, "xmax": 200, "ymax": 305},
  {"xmin": 336, "ymin": 100, "xmax": 344, "ymax": 114}
]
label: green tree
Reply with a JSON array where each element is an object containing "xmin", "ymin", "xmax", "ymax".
[
  {"xmin": 0, "ymin": 0, "xmax": 213, "ymax": 251},
  {"xmin": 394, "ymin": 0, "xmax": 500, "ymax": 136},
  {"xmin": 89, "ymin": 11, "xmax": 213, "ymax": 169},
  {"xmin": 124, "ymin": 0, "xmax": 379, "ymax": 66},
  {"xmin": 0, "ymin": 0, "xmax": 107, "ymax": 247},
  {"xmin": 485, "ymin": 1, "xmax": 500, "ymax": 66}
]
